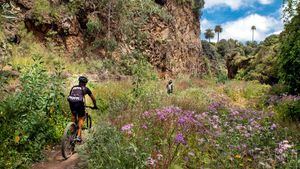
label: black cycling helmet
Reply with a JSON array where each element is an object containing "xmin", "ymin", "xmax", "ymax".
[{"xmin": 78, "ymin": 76, "xmax": 88, "ymax": 83}]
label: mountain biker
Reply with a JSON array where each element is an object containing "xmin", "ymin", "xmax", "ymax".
[
  {"xmin": 67, "ymin": 76, "xmax": 98, "ymax": 142},
  {"xmin": 166, "ymin": 80, "xmax": 173, "ymax": 94}
]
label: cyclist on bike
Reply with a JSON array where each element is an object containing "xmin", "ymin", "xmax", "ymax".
[{"xmin": 67, "ymin": 76, "xmax": 98, "ymax": 142}]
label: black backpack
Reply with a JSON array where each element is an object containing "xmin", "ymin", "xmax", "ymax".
[{"xmin": 67, "ymin": 86, "xmax": 85, "ymax": 103}]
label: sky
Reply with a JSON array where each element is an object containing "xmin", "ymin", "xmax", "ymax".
[{"xmin": 200, "ymin": 0, "xmax": 284, "ymax": 42}]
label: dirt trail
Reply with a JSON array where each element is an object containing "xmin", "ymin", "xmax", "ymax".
[
  {"xmin": 31, "ymin": 145, "xmax": 81, "ymax": 169},
  {"xmin": 31, "ymin": 129, "xmax": 90, "ymax": 169}
]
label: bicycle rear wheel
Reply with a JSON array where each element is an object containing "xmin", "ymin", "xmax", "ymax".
[{"xmin": 61, "ymin": 122, "xmax": 76, "ymax": 159}]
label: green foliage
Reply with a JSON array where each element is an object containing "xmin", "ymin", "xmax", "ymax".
[
  {"xmin": 79, "ymin": 123, "xmax": 149, "ymax": 169},
  {"xmin": 92, "ymin": 38, "xmax": 118, "ymax": 52},
  {"xmin": 86, "ymin": 16, "xmax": 103, "ymax": 36},
  {"xmin": 268, "ymin": 84, "xmax": 289, "ymax": 95},
  {"xmin": 131, "ymin": 52, "xmax": 157, "ymax": 98},
  {"xmin": 276, "ymin": 100, "xmax": 300, "ymax": 121},
  {"xmin": 278, "ymin": 5, "xmax": 300, "ymax": 94},
  {"xmin": 237, "ymin": 35, "xmax": 280, "ymax": 84},
  {"xmin": 223, "ymin": 80, "xmax": 270, "ymax": 108},
  {"xmin": 202, "ymin": 40, "xmax": 220, "ymax": 60},
  {"xmin": 0, "ymin": 56, "xmax": 67, "ymax": 168},
  {"xmin": 216, "ymin": 71, "xmax": 228, "ymax": 84},
  {"xmin": 66, "ymin": 0, "xmax": 85, "ymax": 15},
  {"xmin": 282, "ymin": 0, "xmax": 300, "ymax": 23},
  {"xmin": 32, "ymin": 0, "xmax": 54, "ymax": 21}
]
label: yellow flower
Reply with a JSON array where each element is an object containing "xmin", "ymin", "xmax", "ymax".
[
  {"xmin": 15, "ymin": 136, "xmax": 20, "ymax": 143},
  {"xmin": 50, "ymin": 106, "xmax": 55, "ymax": 113},
  {"xmin": 235, "ymin": 154, "xmax": 241, "ymax": 159}
]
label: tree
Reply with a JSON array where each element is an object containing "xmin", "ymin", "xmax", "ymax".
[
  {"xmin": 251, "ymin": 25, "xmax": 256, "ymax": 42},
  {"xmin": 278, "ymin": 4, "xmax": 300, "ymax": 94},
  {"xmin": 214, "ymin": 25, "xmax": 223, "ymax": 42},
  {"xmin": 204, "ymin": 29, "xmax": 215, "ymax": 43}
]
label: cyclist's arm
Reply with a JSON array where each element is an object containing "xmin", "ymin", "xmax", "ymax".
[
  {"xmin": 89, "ymin": 94, "xmax": 97, "ymax": 108},
  {"xmin": 86, "ymin": 87, "xmax": 98, "ymax": 109}
]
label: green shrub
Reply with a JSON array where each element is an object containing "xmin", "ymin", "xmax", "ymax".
[
  {"xmin": 79, "ymin": 123, "xmax": 149, "ymax": 169},
  {"xmin": 276, "ymin": 100, "xmax": 300, "ymax": 121},
  {"xmin": 87, "ymin": 16, "xmax": 103, "ymax": 36},
  {"xmin": 278, "ymin": 4, "xmax": 300, "ymax": 94},
  {"xmin": 0, "ymin": 56, "xmax": 67, "ymax": 168},
  {"xmin": 268, "ymin": 84, "xmax": 289, "ymax": 95}
]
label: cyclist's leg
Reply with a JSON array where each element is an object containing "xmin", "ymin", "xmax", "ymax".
[
  {"xmin": 77, "ymin": 116, "xmax": 84, "ymax": 138},
  {"xmin": 76, "ymin": 104, "xmax": 85, "ymax": 139}
]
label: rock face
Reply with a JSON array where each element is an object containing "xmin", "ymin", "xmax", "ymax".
[
  {"xmin": 6, "ymin": 0, "xmax": 204, "ymax": 76},
  {"xmin": 144, "ymin": 1, "xmax": 203, "ymax": 75}
]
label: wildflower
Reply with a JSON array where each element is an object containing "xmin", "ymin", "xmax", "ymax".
[
  {"xmin": 121, "ymin": 123, "xmax": 133, "ymax": 134},
  {"xmin": 275, "ymin": 140, "xmax": 293, "ymax": 163},
  {"xmin": 231, "ymin": 110, "xmax": 239, "ymax": 116},
  {"xmin": 142, "ymin": 124, "xmax": 148, "ymax": 129},
  {"xmin": 178, "ymin": 116, "xmax": 186, "ymax": 125},
  {"xmin": 157, "ymin": 153, "xmax": 163, "ymax": 160},
  {"xmin": 142, "ymin": 111, "xmax": 150, "ymax": 118},
  {"xmin": 235, "ymin": 154, "xmax": 241, "ymax": 159},
  {"xmin": 188, "ymin": 151, "xmax": 195, "ymax": 156},
  {"xmin": 146, "ymin": 157, "xmax": 156, "ymax": 166},
  {"xmin": 198, "ymin": 138, "xmax": 205, "ymax": 144},
  {"xmin": 157, "ymin": 111, "xmax": 166, "ymax": 121},
  {"xmin": 270, "ymin": 123, "xmax": 277, "ymax": 130},
  {"xmin": 208, "ymin": 102, "xmax": 220, "ymax": 112},
  {"xmin": 175, "ymin": 133, "xmax": 186, "ymax": 145}
]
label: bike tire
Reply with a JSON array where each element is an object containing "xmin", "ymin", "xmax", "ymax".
[
  {"xmin": 86, "ymin": 115, "xmax": 92, "ymax": 129},
  {"xmin": 61, "ymin": 122, "xmax": 76, "ymax": 159}
]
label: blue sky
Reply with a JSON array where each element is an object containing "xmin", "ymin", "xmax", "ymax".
[{"xmin": 201, "ymin": 0, "xmax": 283, "ymax": 42}]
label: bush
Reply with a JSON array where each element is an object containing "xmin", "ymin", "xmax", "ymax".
[
  {"xmin": 278, "ymin": 5, "xmax": 300, "ymax": 94},
  {"xmin": 276, "ymin": 99, "xmax": 300, "ymax": 121},
  {"xmin": 0, "ymin": 56, "xmax": 67, "ymax": 168},
  {"xmin": 79, "ymin": 123, "xmax": 149, "ymax": 169}
]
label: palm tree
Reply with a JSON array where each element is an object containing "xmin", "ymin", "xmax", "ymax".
[
  {"xmin": 214, "ymin": 25, "xmax": 223, "ymax": 42},
  {"xmin": 251, "ymin": 25, "xmax": 256, "ymax": 42},
  {"xmin": 204, "ymin": 29, "xmax": 215, "ymax": 43}
]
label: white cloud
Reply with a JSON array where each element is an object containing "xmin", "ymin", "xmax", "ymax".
[
  {"xmin": 258, "ymin": 0, "xmax": 274, "ymax": 5},
  {"xmin": 204, "ymin": 0, "xmax": 274, "ymax": 10},
  {"xmin": 201, "ymin": 14, "xmax": 283, "ymax": 42}
]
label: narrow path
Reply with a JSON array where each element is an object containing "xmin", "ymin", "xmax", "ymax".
[
  {"xmin": 31, "ymin": 145, "xmax": 81, "ymax": 169},
  {"xmin": 31, "ymin": 129, "xmax": 90, "ymax": 169}
]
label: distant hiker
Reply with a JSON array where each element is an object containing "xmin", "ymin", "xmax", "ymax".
[
  {"xmin": 67, "ymin": 76, "xmax": 98, "ymax": 142},
  {"xmin": 166, "ymin": 80, "xmax": 174, "ymax": 94}
]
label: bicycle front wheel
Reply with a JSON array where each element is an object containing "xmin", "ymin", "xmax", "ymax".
[{"xmin": 61, "ymin": 122, "xmax": 76, "ymax": 159}]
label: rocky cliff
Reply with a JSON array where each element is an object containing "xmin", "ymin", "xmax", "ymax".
[{"xmin": 1, "ymin": 0, "xmax": 205, "ymax": 77}]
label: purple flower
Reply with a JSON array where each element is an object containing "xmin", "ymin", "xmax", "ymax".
[
  {"xmin": 208, "ymin": 102, "xmax": 220, "ymax": 112},
  {"xmin": 157, "ymin": 111, "xmax": 166, "ymax": 121},
  {"xmin": 230, "ymin": 110, "xmax": 239, "ymax": 116},
  {"xmin": 142, "ymin": 111, "xmax": 150, "ymax": 118},
  {"xmin": 178, "ymin": 116, "xmax": 186, "ymax": 125},
  {"xmin": 142, "ymin": 124, "xmax": 148, "ymax": 129},
  {"xmin": 121, "ymin": 123, "xmax": 133, "ymax": 134},
  {"xmin": 270, "ymin": 123, "xmax": 277, "ymax": 130},
  {"xmin": 175, "ymin": 133, "xmax": 186, "ymax": 145},
  {"xmin": 275, "ymin": 140, "xmax": 294, "ymax": 163}
]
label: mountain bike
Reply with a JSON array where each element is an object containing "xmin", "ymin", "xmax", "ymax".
[{"xmin": 61, "ymin": 106, "xmax": 95, "ymax": 159}]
